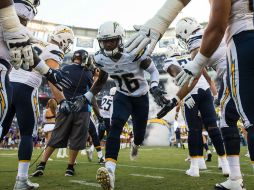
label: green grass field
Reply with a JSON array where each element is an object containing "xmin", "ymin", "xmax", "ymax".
[{"xmin": 0, "ymin": 147, "xmax": 253, "ymax": 190}]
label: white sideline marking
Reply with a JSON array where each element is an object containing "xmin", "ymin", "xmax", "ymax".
[
  {"xmin": 0, "ymin": 153, "xmax": 17, "ymax": 156},
  {"xmin": 70, "ymin": 180, "xmax": 100, "ymax": 188},
  {"xmin": 130, "ymin": 173, "xmax": 164, "ymax": 179}
]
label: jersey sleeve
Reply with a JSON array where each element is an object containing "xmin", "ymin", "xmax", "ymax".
[
  {"xmin": 163, "ymin": 57, "xmax": 180, "ymax": 71},
  {"xmin": 40, "ymin": 44, "xmax": 64, "ymax": 65},
  {"xmin": 187, "ymin": 29, "xmax": 203, "ymax": 52}
]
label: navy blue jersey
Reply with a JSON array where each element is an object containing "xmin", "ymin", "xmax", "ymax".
[{"xmin": 62, "ymin": 64, "xmax": 93, "ymax": 112}]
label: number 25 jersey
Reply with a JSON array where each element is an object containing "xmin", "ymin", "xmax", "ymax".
[{"xmin": 94, "ymin": 50, "xmax": 149, "ymax": 97}]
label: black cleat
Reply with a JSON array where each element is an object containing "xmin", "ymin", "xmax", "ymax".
[{"xmin": 31, "ymin": 164, "xmax": 45, "ymax": 177}]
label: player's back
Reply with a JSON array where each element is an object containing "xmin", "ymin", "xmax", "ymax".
[
  {"xmin": 226, "ymin": 0, "xmax": 254, "ymax": 42},
  {"xmin": 100, "ymin": 95, "xmax": 113, "ymax": 119}
]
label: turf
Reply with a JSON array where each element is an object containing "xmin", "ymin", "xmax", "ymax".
[{"xmin": 0, "ymin": 147, "xmax": 253, "ymax": 190}]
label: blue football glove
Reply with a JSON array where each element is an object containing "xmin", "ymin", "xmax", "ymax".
[
  {"xmin": 157, "ymin": 97, "xmax": 178, "ymax": 119},
  {"xmin": 150, "ymin": 86, "xmax": 168, "ymax": 107}
]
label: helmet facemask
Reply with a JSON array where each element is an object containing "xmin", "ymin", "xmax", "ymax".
[{"xmin": 98, "ymin": 36, "xmax": 123, "ymax": 57}]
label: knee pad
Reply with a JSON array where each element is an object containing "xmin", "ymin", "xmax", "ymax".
[
  {"xmin": 207, "ymin": 126, "xmax": 221, "ymax": 138},
  {"xmin": 221, "ymin": 127, "xmax": 240, "ymax": 155}
]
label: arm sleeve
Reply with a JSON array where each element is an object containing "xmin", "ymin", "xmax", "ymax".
[{"xmin": 145, "ymin": 61, "xmax": 159, "ymax": 88}]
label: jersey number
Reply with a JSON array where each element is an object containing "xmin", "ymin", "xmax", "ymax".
[
  {"xmin": 111, "ymin": 73, "xmax": 139, "ymax": 93},
  {"xmin": 101, "ymin": 98, "xmax": 112, "ymax": 111}
]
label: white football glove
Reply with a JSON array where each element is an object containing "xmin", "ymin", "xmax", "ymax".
[
  {"xmin": 4, "ymin": 26, "xmax": 34, "ymax": 70},
  {"xmin": 125, "ymin": 25, "xmax": 161, "ymax": 56},
  {"xmin": 184, "ymin": 95, "xmax": 195, "ymax": 109},
  {"xmin": 175, "ymin": 52, "xmax": 208, "ymax": 87},
  {"xmin": 125, "ymin": 0, "xmax": 190, "ymax": 56}
]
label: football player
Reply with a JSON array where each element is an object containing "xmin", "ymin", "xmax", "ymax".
[
  {"xmin": 72, "ymin": 21, "xmax": 167, "ymax": 190},
  {"xmin": 0, "ymin": 0, "xmax": 72, "ymax": 137},
  {"xmin": 0, "ymin": 1, "xmax": 74, "ymax": 189},
  {"xmin": 163, "ymin": 43, "xmax": 229, "ymax": 177},
  {"xmin": 159, "ymin": 15, "xmax": 246, "ymax": 189},
  {"xmin": 98, "ymin": 87, "xmax": 116, "ymax": 140}
]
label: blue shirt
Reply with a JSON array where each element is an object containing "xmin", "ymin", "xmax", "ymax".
[{"xmin": 62, "ymin": 64, "xmax": 93, "ymax": 112}]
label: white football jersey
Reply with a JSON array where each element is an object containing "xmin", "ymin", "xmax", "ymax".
[
  {"xmin": 188, "ymin": 29, "xmax": 227, "ymax": 79},
  {"xmin": 100, "ymin": 95, "xmax": 113, "ymax": 119},
  {"xmin": 94, "ymin": 50, "xmax": 149, "ymax": 97},
  {"xmin": 225, "ymin": 0, "xmax": 254, "ymax": 43},
  {"xmin": 9, "ymin": 42, "xmax": 64, "ymax": 88},
  {"xmin": 163, "ymin": 55, "xmax": 209, "ymax": 95}
]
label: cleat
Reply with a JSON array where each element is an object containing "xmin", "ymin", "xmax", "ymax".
[
  {"xmin": 215, "ymin": 178, "xmax": 246, "ymax": 190},
  {"xmin": 130, "ymin": 142, "xmax": 139, "ymax": 161},
  {"xmin": 206, "ymin": 153, "xmax": 212, "ymax": 162},
  {"xmin": 13, "ymin": 177, "xmax": 39, "ymax": 190},
  {"xmin": 86, "ymin": 149, "xmax": 93, "ymax": 162},
  {"xmin": 96, "ymin": 167, "xmax": 115, "ymax": 190},
  {"xmin": 198, "ymin": 158, "xmax": 207, "ymax": 170},
  {"xmin": 98, "ymin": 157, "xmax": 105, "ymax": 165},
  {"xmin": 31, "ymin": 164, "xmax": 45, "ymax": 177},
  {"xmin": 65, "ymin": 168, "xmax": 75, "ymax": 177},
  {"xmin": 185, "ymin": 166, "xmax": 199, "ymax": 177}
]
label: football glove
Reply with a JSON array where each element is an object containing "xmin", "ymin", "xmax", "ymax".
[
  {"xmin": 4, "ymin": 25, "xmax": 35, "ymax": 70},
  {"xmin": 71, "ymin": 93, "xmax": 92, "ymax": 112},
  {"xmin": 59, "ymin": 99, "xmax": 73, "ymax": 114},
  {"xmin": 184, "ymin": 95, "xmax": 195, "ymax": 109},
  {"xmin": 44, "ymin": 69, "xmax": 72, "ymax": 91},
  {"xmin": 125, "ymin": 25, "xmax": 161, "ymax": 56},
  {"xmin": 150, "ymin": 86, "xmax": 168, "ymax": 107},
  {"xmin": 157, "ymin": 97, "xmax": 178, "ymax": 119},
  {"xmin": 175, "ymin": 52, "xmax": 208, "ymax": 87}
]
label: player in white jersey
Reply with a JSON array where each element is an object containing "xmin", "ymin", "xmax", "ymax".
[
  {"xmin": 0, "ymin": 0, "xmax": 72, "ymax": 137},
  {"xmin": 163, "ymin": 46, "xmax": 229, "ymax": 177},
  {"xmin": 98, "ymin": 87, "xmax": 115, "ymax": 140},
  {"xmin": 72, "ymin": 21, "xmax": 167, "ymax": 190},
  {"xmin": 159, "ymin": 13, "xmax": 248, "ymax": 189},
  {"xmin": 0, "ymin": 1, "xmax": 74, "ymax": 189}
]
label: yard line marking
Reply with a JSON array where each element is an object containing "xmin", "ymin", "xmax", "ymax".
[
  {"xmin": 70, "ymin": 180, "xmax": 100, "ymax": 188},
  {"xmin": 39, "ymin": 160, "xmax": 254, "ymax": 177},
  {"xmin": 0, "ymin": 153, "xmax": 17, "ymax": 156},
  {"xmin": 130, "ymin": 173, "xmax": 164, "ymax": 179}
]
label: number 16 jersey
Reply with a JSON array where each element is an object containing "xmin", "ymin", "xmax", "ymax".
[{"xmin": 94, "ymin": 50, "xmax": 149, "ymax": 97}]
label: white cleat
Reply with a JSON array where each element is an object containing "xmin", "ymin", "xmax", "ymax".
[
  {"xmin": 13, "ymin": 177, "xmax": 39, "ymax": 190},
  {"xmin": 185, "ymin": 166, "xmax": 200, "ymax": 177},
  {"xmin": 86, "ymin": 149, "xmax": 93, "ymax": 162},
  {"xmin": 215, "ymin": 178, "xmax": 246, "ymax": 190},
  {"xmin": 130, "ymin": 142, "xmax": 139, "ymax": 161},
  {"xmin": 198, "ymin": 158, "xmax": 207, "ymax": 170},
  {"xmin": 96, "ymin": 167, "xmax": 115, "ymax": 190}
]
